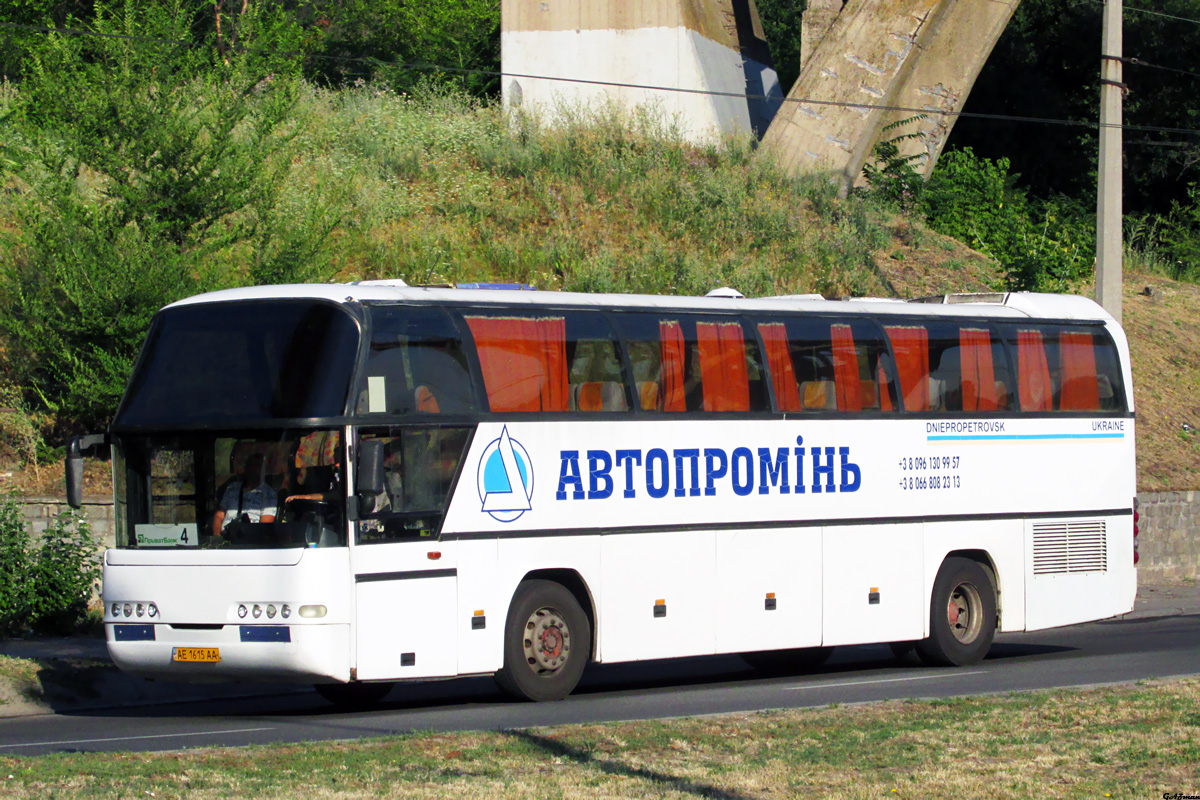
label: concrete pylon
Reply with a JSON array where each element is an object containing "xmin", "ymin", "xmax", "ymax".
[
  {"xmin": 762, "ymin": 0, "xmax": 1020, "ymax": 190},
  {"xmin": 501, "ymin": 0, "xmax": 783, "ymax": 141},
  {"xmin": 800, "ymin": 0, "xmax": 844, "ymax": 73}
]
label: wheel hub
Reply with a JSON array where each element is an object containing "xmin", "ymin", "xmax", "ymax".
[
  {"xmin": 947, "ymin": 581, "xmax": 983, "ymax": 644},
  {"xmin": 523, "ymin": 606, "xmax": 570, "ymax": 673}
]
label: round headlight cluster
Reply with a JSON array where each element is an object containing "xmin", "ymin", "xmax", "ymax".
[
  {"xmin": 110, "ymin": 601, "xmax": 158, "ymax": 618},
  {"xmin": 238, "ymin": 603, "xmax": 291, "ymax": 620}
]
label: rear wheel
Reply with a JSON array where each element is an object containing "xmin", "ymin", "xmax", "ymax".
[
  {"xmin": 741, "ymin": 647, "xmax": 834, "ymax": 674},
  {"xmin": 916, "ymin": 557, "xmax": 997, "ymax": 666},
  {"xmin": 313, "ymin": 681, "xmax": 394, "ymax": 709},
  {"xmin": 494, "ymin": 580, "xmax": 591, "ymax": 702}
]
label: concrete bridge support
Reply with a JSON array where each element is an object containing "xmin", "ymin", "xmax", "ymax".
[
  {"xmin": 500, "ymin": 0, "xmax": 783, "ymax": 142},
  {"xmin": 762, "ymin": 0, "xmax": 1020, "ymax": 191}
]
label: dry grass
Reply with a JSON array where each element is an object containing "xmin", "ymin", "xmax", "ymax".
[
  {"xmin": 2, "ymin": 678, "xmax": 1199, "ymax": 798},
  {"xmin": 1120, "ymin": 274, "xmax": 1200, "ymax": 491}
]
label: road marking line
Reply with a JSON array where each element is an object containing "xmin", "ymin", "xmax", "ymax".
[
  {"xmin": 0, "ymin": 726, "xmax": 275, "ymax": 749},
  {"xmin": 784, "ymin": 670, "xmax": 987, "ymax": 691}
]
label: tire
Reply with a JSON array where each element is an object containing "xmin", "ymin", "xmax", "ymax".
[
  {"xmin": 916, "ymin": 557, "xmax": 997, "ymax": 667},
  {"xmin": 494, "ymin": 580, "xmax": 591, "ymax": 702},
  {"xmin": 741, "ymin": 647, "xmax": 834, "ymax": 674},
  {"xmin": 313, "ymin": 681, "xmax": 394, "ymax": 709}
]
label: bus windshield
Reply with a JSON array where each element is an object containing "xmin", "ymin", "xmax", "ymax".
[
  {"xmin": 113, "ymin": 429, "xmax": 348, "ymax": 550},
  {"xmin": 115, "ymin": 300, "xmax": 360, "ymax": 427}
]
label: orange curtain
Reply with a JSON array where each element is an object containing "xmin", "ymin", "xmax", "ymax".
[
  {"xmin": 659, "ymin": 320, "xmax": 687, "ymax": 412},
  {"xmin": 1060, "ymin": 331, "xmax": 1100, "ymax": 410},
  {"xmin": 831, "ymin": 325, "xmax": 862, "ymax": 412},
  {"xmin": 697, "ymin": 322, "xmax": 750, "ymax": 411},
  {"xmin": 1016, "ymin": 329, "xmax": 1053, "ymax": 411},
  {"xmin": 757, "ymin": 323, "xmax": 801, "ymax": 412},
  {"xmin": 465, "ymin": 316, "xmax": 568, "ymax": 412},
  {"xmin": 960, "ymin": 328, "xmax": 998, "ymax": 412},
  {"xmin": 885, "ymin": 325, "xmax": 929, "ymax": 411}
]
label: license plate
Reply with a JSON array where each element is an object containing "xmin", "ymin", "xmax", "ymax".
[{"xmin": 172, "ymin": 647, "xmax": 220, "ymax": 663}]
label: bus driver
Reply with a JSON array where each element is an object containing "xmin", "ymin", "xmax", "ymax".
[{"xmin": 211, "ymin": 451, "xmax": 278, "ymax": 538}]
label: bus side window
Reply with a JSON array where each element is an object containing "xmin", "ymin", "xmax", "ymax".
[
  {"xmin": 758, "ymin": 317, "xmax": 896, "ymax": 414},
  {"xmin": 358, "ymin": 306, "xmax": 476, "ymax": 416},
  {"xmin": 565, "ymin": 312, "xmax": 629, "ymax": 412},
  {"xmin": 953, "ymin": 325, "xmax": 1013, "ymax": 412},
  {"xmin": 1091, "ymin": 330, "xmax": 1127, "ymax": 411},
  {"xmin": 618, "ymin": 316, "xmax": 702, "ymax": 412},
  {"xmin": 1004, "ymin": 324, "xmax": 1112, "ymax": 413},
  {"xmin": 464, "ymin": 314, "xmax": 570, "ymax": 412},
  {"xmin": 355, "ymin": 427, "xmax": 472, "ymax": 543}
]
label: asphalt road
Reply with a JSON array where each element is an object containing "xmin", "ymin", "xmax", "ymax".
[{"xmin": 3, "ymin": 612, "xmax": 1199, "ymax": 756}]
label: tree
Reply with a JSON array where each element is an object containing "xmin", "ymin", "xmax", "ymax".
[{"xmin": 1, "ymin": 0, "xmax": 312, "ymax": 430}]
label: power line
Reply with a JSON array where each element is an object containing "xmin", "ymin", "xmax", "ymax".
[
  {"xmin": 1122, "ymin": 2, "xmax": 1200, "ymax": 26},
  {"xmin": 1125, "ymin": 56, "xmax": 1200, "ymax": 81},
  {"xmin": 3, "ymin": 19, "xmax": 1200, "ymax": 140},
  {"xmin": 1081, "ymin": 0, "xmax": 1200, "ymax": 26}
]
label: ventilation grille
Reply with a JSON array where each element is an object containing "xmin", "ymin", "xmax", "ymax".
[{"xmin": 1033, "ymin": 520, "xmax": 1107, "ymax": 575}]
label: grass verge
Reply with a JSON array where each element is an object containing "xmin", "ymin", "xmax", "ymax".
[{"xmin": 2, "ymin": 678, "xmax": 1199, "ymax": 798}]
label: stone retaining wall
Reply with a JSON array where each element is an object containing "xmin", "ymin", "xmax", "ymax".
[
  {"xmin": 10, "ymin": 491, "xmax": 1200, "ymax": 579},
  {"xmin": 18, "ymin": 495, "xmax": 115, "ymax": 547},
  {"xmin": 1136, "ymin": 490, "xmax": 1200, "ymax": 581}
]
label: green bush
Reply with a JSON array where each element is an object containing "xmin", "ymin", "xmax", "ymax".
[
  {"xmin": 0, "ymin": 497, "xmax": 100, "ymax": 636},
  {"xmin": 0, "ymin": 498, "xmax": 35, "ymax": 634},
  {"xmin": 920, "ymin": 148, "xmax": 1094, "ymax": 291},
  {"xmin": 1158, "ymin": 184, "xmax": 1200, "ymax": 282}
]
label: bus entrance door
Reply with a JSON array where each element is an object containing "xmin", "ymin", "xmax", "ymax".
[{"xmin": 352, "ymin": 540, "xmax": 458, "ymax": 681}]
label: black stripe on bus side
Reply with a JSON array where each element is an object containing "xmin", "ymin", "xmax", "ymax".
[
  {"xmin": 441, "ymin": 507, "xmax": 1134, "ymax": 542},
  {"xmin": 355, "ymin": 568, "xmax": 458, "ymax": 583}
]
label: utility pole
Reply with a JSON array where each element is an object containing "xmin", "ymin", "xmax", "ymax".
[{"xmin": 1096, "ymin": 0, "xmax": 1123, "ymax": 322}]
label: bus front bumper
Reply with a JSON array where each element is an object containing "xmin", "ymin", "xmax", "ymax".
[{"xmin": 105, "ymin": 622, "xmax": 351, "ymax": 683}]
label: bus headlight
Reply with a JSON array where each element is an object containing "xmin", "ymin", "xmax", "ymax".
[
  {"xmin": 252, "ymin": 604, "xmax": 263, "ymax": 619},
  {"xmin": 281, "ymin": 605, "xmax": 291, "ymax": 619},
  {"xmin": 238, "ymin": 604, "xmax": 248, "ymax": 619},
  {"xmin": 298, "ymin": 605, "xmax": 327, "ymax": 619}
]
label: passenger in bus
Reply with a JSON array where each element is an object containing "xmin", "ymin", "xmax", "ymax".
[
  {"xmin": 285, "ymin": 431, "xmax": 341, "ymax": 505},
  {"xmin": 211, "ymin": 451, "xmax": 277, "ymax": 538}
]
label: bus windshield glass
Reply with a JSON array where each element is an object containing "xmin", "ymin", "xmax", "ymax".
[
  {"xmin": 113, "ymin": 429, "xmax": 348, "ymax": 549},
  {"xmin": 116, "ymin": 301, "xmax": 360, "ymax": 427}
]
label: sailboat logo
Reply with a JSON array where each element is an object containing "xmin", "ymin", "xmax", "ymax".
[{"xmin": 477, "ymin": 426, "xmax": 534, "ymax": 523}]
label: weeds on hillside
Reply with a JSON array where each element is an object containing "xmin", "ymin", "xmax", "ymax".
[{"xmin": 281, "ymin": 82, "xmax": 898, "ymax": 298}]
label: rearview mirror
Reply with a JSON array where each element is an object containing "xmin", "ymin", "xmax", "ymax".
[{"xmin": 65, "ymin": 434, "xmax": 109, "ymax": 509}]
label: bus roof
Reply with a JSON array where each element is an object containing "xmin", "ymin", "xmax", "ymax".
[{"xmin": 167, "ymin": 283, "xmax": 1117, "ymax": 324}]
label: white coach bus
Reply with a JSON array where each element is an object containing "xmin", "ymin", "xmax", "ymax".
[{"xmin": 67, "ymin": 283, "xmax": 1137, "ymax": 705}]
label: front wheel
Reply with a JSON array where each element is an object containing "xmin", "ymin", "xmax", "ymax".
[
  {"xmin": 916, "ymin": 557, "xmax": 997, "ymax": 666},
  {"xmin": 494, "ymin": 580, "xmax": 591, "ymax": 702}
]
